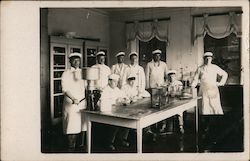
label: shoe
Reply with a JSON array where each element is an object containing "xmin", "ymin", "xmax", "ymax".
[
  {"xmin": 121, "ymin": 140, "xmax": 130, "ymax": 147},
  {"xmin": 152, "ymin": 133, "xmax": 157, "ymax": 142},
  {"xmin": 68, "ymin": 147, "xmax": 75, "ymax": 153},
  {"xmin": 107, "ymin": 144, "xmax": 116, "ymax": 151},
  {"xmin": 78, "ymin": 145, "xmax": 86, "ymax": 152}
]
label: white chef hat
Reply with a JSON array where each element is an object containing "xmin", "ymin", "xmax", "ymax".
[
  {"xmin": 96, "ymin": 51, "xmax": 106, "ymax": 57},
  {"xmin": 127, "ymin": 73, "xmax": 136, "ymax": 80},
  {"xmin": 204, "ymin": 52, "xmax": 213, "ymax": 57},
  {"xmin": 108, "ymin": 74, "xmax": 120, "ymax": 81},
  {"xmin": 167, "ymin": 70, "xmax": 177, "ymax": 75},
  {"xmin": 152, "ymin": 49, "xmax": 162, "ymax": 55},
  {"xmin": 129, "ymin": 51, "xmax": 138, "ymax": 58},
  {"xmin": 69, "ymin": 52, "xmax": 82, "ymax": 58},
  {"xmin": 115, "ymin": 51, "xmax": 125, "ymax": 57}
]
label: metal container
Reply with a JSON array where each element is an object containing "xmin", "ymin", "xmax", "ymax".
[
  {"xmin": 151, "ymin": 86, "xmax": 169, "ymax": 109},
  {"xmin": 82, "ymin": 67, "xmax": 101, "ymax": 111},
  {"xmin": 86, "ymin": 89, "xmax": 101, "ymax": 111},
  {"xmin": 82, "ymin": 67, "xmax": 99, "ymax": 81}
]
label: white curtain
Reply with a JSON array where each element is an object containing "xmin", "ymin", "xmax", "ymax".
[
  {"xmin": 192, "ymin": 12, "xmax": 241, "ymax": 43},
  {"xmin": 126, "ymin": 19, "xmax": 170, "ymax": 49}
]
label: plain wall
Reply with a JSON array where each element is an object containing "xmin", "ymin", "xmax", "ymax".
[{"xmin": 48, "ymin": 8, "xmax": 110, "ymax": 47}]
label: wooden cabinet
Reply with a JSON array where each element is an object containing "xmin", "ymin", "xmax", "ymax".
[
  {"xmin": 84, "ymin": 41, "xmax": 109, "ymax": 67},
  {"xmin": 50, "ymin": 36, "xmax": 108, "ymax": 125},
  {"xmin": 50, "ymin": 36, "xmax": 84, "ymax": 125}
]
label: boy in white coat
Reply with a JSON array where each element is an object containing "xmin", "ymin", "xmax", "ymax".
[{"xmin": 111, "ymin": 51, "xmax": 128, "ymax": 89}]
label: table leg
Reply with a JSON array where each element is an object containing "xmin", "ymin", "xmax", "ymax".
[
  {"xmin": 87, "ymin": 117, "xmax": 91, "ymax": 153},
  {"xmin": 195, "ymin": 105, "xmax": 199, "ymax": 152},
  {"xmin": 178, "ymin": 113, "xmax": 184, "ymax": 134},
  {"xmin": 136, "ymin": 121, "xmax": 142, "ymax": 153}
]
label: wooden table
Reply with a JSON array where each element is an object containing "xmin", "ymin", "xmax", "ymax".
[{"xmin": 83, "ymin": 97, "xmax": 199, "ymax": 153}]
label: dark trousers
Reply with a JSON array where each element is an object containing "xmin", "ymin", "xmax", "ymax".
[{"xmin": 107, "ymin": 127, "xmax": 130, "ymax": 145}]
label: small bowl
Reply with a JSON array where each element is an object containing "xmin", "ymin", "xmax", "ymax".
[{"xmin": 66, "ymin": 32, "xmax": 76, "ymax": 38}]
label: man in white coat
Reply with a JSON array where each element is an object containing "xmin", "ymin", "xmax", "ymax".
[
  {"xmin": 122, "ymin": 51, "xmax": 150, "ymax": 97},
  {"xmin": 92, "ymin": 51, "xmax": 111, "ymax": 90},
  {"xmin": 191, "ymin": 52, "xmax": 228, "ymax": 145},
  {"xmin": 61, "ymin": 53, "xmax": 87, "ymax": 152},
  {"xmin": 111, "ymin": 51, "xmax": 128, "ymax": 89},
  {"xmin": 146, "ymin": 49, "xmax": 168, "ymax": 89}
]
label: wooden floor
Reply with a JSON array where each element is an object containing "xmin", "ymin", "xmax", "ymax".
[{"xmin": 42, "ymin": 110, "xmax": 243, "ymax": 153}]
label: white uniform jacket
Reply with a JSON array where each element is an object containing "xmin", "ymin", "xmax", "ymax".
[
  {"xmin": 111, "ymin": 63, "xmax": 128, "ymax": 89},
  {"xmin": 99, "ymin": 86, "xmax": 127, "ymax": 111},
  {"xmin": 122, "ymin": 64, "xmax": 146, "ymax": 94},
  {"xmin": 146, "ymin": 60, "xmax": 168, "ymax": 89},
  {"xmin": 92, "ymin": 64, "xmax": 111, "ymax": 90},
  {"xmin": 168, "ymin": 80, "xmax": 183, "ymax": 92},
  {"xmin": 61, "ymin": 67, "xmax": 87, "ymax": 134},
  {"xmin": 192, "ymin": 64, "xmax": 228, "ymax": 115},
  {"xmin": 121, "ymin": 84, "xmax": 139, "ymax": 100}
]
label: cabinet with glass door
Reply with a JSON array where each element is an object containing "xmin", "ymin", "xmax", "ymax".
[{"xmin": 50, "ymin": 36, "xmax": 83, "ymax": 125}]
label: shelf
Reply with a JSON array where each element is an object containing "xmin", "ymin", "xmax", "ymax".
[
  {"xmin": 53, "ymin": 52, "xmax": 66, "ymax": 55},
  {"xmin": 54, "ymin": 78, "xmax": 62, "ymax": 80},
  {"xmin": 87, "ymin": 55, "xmax": 96, "ymax": 58},
  {"xmin": 54, "ymin": 64, "xmax": 65, "ymax": 67},
  {"xmin": 54, "ymin": 93, "xmax": 64, "ymax": 96},
  {"xmin": 54, "ymin": 69, "xmax": 65, "ymax": 72}
]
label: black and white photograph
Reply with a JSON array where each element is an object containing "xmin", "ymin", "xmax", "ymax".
[{"xmin": 1, "ymin": 1, "xmax": 249, "ymax": 161}]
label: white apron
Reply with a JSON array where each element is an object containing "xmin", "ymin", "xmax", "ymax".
[
  {"xmin": 192, "ymin": 64, "xmax": 228, "ymax": 115},
  {"xmin": 122, "ymin": 64, "xmax": 146, "ymax": 93},
  {"xmin": 122, "ymin": 84, "xmax": 139, "ymax": 100},
  {"xmin": 61, "ymin": 68, "xmax": 87, "ymax": 134},
  {"xmin": 111, "ymin": 63, "xmax": 128, "ymax": 89},
  {"xmin": 99, "ymin": 86, "xmax": 127, "ymax": 111}
]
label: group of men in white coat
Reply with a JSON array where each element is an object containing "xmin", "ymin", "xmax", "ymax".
[{"xmin": 61, "ymin": 49, "xmax": 228, "ymax": 152}]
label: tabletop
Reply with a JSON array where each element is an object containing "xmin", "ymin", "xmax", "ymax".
[{"xmin": 82, "ymin": 97, "xmax": 199, "ymax": 120}]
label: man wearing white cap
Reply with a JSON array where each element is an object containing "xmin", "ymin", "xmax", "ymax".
[
  {"xmin": 191, "ymin": 52, "xmax": 228, "ymax": 144},
  {"xmin": 192, "ymin": 52, "xmax": 228, "ymax": 115},
  {"xmin": 122, "ymin": 51, "xmax": 149, "ymax": 97},
  {"xmin": 111, "ymin": 51, "xmax": 128, "ymax": 89},
  {"xmin": 92, "ymin": 51, "xmax": 111, "ymax": 90},
  {"xmin": 61, "ymin": 52, "xmax": 87, "ymax": 152},
  {"xmin": 145, "ymin": 49, "xmax": 168, "ymax": 89}
]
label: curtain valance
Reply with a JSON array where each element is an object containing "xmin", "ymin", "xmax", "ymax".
[
  {"xmin": 126, "ymin": 19, "xmax": 170, "ymax": 44},
  {"xmin": 192, "ymin": 12, "xmax": 241, "ymax": 43}
]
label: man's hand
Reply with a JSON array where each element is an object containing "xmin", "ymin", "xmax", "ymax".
[
  {"xmin": 216, "ymin": 82, "xmax": 224, "ymax": 86},
  {"xmin": 73, "ymin": 99, "xmax": 80, "ymax": 105}
]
